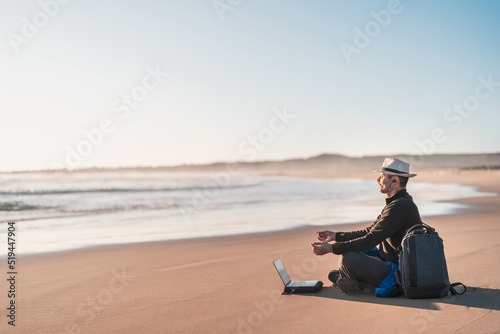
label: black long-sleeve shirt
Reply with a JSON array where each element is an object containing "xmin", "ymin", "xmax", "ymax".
[{"xmin": 332, "ymin": 189, "xmax": 421, "ymax": 263}]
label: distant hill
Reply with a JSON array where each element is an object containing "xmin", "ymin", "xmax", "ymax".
[{"xmin": 51, "ymin": 152, "xmax": 500, "ymax": 174}]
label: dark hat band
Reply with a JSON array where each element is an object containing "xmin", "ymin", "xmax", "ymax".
[{"xmin": 380, "ymin": 167, "xmax": 409, "ymax": 175}]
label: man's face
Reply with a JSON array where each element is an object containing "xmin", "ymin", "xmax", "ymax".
[{"xmin": 377, "ymin": 173, "xmax": 395, "ymax": 194}]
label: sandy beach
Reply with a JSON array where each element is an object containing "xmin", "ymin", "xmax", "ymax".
[{"xmin": 3, "ymin": 170, "xmax": 500, "ymax": 333}]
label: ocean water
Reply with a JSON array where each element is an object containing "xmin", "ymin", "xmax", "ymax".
[{"xmin": 0, "ymin": 171, "xmax": 494, "ymax": 254}]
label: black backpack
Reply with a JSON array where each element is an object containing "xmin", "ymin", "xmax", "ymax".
[{"xmin": 396, "ymin": 223, "xmax": 466, "ymax": 298}]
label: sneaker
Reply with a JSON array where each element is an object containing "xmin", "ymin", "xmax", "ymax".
[
  {"xmin": 336, "ymin": 277, "xmax": 364, "ymax": 294},
  {"xmin": 328, "ymin": 270, "xmax": 340, "ymax": 286},
  {"xmin": 362, "ymin": 284, "xmax": 376, "ymax": 294}
]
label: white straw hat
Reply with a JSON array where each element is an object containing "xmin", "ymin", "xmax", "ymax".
[{"xmin": 373, "ymin": 158, "xmax": 417, "ymax": 178}]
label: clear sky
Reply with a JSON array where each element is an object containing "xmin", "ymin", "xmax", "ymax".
[{"xmin": 1, "ymin": 0, "xmax": 499, "ymax": 171}]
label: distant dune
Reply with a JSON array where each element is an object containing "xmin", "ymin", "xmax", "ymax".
[
  {"xmin": 25, "ymin": 152, "xmax": 500, "ymax": 174},
  {"xmin": 156, "ymin": 152, "xmax": 500, "ymax": 174}
]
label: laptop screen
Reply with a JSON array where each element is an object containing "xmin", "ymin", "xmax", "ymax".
[{"xmin": 273, "ymin": 258, "xmax": 291, "ymax": 285}]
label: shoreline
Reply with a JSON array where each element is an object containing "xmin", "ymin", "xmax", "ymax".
[
  {"xmin": 10, "ymin": 169, "xmax": 499, "ymax": 259},
  {"xmin": 12, "ymin": 195, "xmax": 493, "ymax": 261},
  {"xmin": 14, "ymin": 189, "xmax": 496, "ymax": 258}
]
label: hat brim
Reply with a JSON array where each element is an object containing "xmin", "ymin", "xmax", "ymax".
[{"xmin": 372, "ymin": 170, "xmax": 417, "ymax": 178}]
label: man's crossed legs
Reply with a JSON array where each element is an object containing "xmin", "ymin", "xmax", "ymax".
[{"xmin": 331, "ymin": 251, "xmax": 392, "ymax": 294}]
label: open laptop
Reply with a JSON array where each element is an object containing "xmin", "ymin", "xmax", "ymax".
[{"xmin": 273, "ymin": 258, "xmax": 323, "ymax": 293}]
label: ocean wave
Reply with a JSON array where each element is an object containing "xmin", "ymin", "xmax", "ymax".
[
  {"xmin": 0, "ymin": 182, "xmax": 260, "ymax": 196},
  {"xmin": 59, "ymin": 203, "xmax": 179, "ymax": 214},
  {"xmin": 0, "ymin": 202, "xmax": 43, "ymax": 211},
  {"xmin": 0, "ymin": 202, "xmax": 181, "ymax": 224}
]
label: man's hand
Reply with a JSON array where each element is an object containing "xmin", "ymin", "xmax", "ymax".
[
  {"xmin": 316, "ymin": 230, "xmax": 336, "ymax": 242},
  {"xmin": 311, "ymin": 242, "xmax": 332, "ymax": 256}
]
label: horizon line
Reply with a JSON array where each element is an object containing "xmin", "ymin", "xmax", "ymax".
[{"xmin": 2, "ymin": 151, "xmax": 500, "ymax": 174}]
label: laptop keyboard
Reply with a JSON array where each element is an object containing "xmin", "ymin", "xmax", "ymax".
[{"xmin": 288, "ymin": 281, "xmax": 306, "ymax": 287}]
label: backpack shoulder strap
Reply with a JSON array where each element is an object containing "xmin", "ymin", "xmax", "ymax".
[
  {"xmin": 450, "ymin": 282, "xmax": 467, "ymax": 295},
  {"xmin": 406, "ymin": 223, "xmax": 435, "ymax": 235}
]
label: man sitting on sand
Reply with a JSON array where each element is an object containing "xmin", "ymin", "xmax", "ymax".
[{"xmin": 311, "ymin": 158, "xmax": 421, "ymax": 296}]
